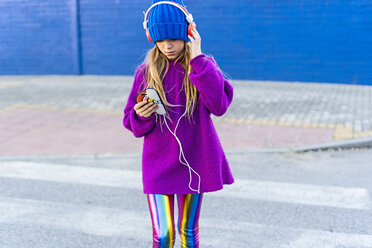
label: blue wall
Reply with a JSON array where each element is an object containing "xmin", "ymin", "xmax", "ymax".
[
  {"xmin": 0, "ymin": 0, "xmax": 371, "ymax": 85},
  {"xmin": 0, "ymin": 0, "xmax": 81, "ymax": 74}
]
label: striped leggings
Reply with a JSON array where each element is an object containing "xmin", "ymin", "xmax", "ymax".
[{"xmin": 146, "ymin": 193, "xmax": 204, "ymax": 248}]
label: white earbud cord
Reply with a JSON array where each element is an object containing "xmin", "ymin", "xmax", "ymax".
[{"xmin": 163, "ymin": 112, "xmax": 201, "ymax": 194}]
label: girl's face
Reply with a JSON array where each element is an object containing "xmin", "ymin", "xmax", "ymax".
[{"xmin": 156, "ymin": 39, "xmax": 185, "ymax": 60}]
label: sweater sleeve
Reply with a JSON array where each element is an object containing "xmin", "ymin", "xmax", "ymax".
[
  {"xmin": 123, "ymin": 64, "xmax": 157, "ymax": 138},
  {"xmin": 189, "ymin": 54, "xmax": 234, "ymax": 116}
]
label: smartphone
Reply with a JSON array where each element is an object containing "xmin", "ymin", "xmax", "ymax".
[{"xmin": 136, "ymin": 88, "xmax": 166, "ymax": 115}]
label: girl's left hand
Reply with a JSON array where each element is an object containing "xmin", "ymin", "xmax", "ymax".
[{"xmin": 188, "ymin": 28, "xmax": 202, "ymax": 60}]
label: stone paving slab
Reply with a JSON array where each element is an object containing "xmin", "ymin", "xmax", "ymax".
[
  {"xmin": 0, "ymin": 76, "xmax": 371, "ymax": 156},
  {"xmin": 0, "ymin": 105, "xmax": 336, "ymax": 156},
  {"xmin": 0, "ymin": 106, "xmax": 140, "ymax": 156}
]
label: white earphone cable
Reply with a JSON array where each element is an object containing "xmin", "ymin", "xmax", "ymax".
[{"xmin": 163, "ymin": 111, "xmax": 201, "ymax": 194}]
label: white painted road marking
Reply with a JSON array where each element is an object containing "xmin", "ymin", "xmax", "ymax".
[
  {"xmin": 280, "ymin": 230, "xmax": 372, "ymax": 248},
  {"xmin": 0, "ymin": 197, "xmax": 149, "ymax": 237},
  {"xmin": 0, "ymin": 161, "xmax": 370, "ymax": 209},
  {"xmin": 214, "ymin": 179, "xmax": 371, "ymax": 210},
  {"xmin": 0, "ymin": 161, "xmax": 142, "ymax": 189}
]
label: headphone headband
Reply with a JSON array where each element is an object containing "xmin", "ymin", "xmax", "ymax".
[{"xmin": 143, "ymin": 1, "xmax": 194, "ymax": 30}]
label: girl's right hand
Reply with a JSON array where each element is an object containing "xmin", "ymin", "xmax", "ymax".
[{"xmin": 134, "ymin": 96, "xmax": 159, "ymax": 118}]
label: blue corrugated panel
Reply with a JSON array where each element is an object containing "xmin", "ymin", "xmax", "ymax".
[
  {"xmin": 0, "ymin": 0, "xmax": 371, "ymax": 84},
  {"xmin": 0, "ymin": 0, "xmax": 80, "ymax": 74}
]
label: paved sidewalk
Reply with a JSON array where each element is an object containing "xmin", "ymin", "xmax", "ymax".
[{"xmin": 0, "ymin": 76, "xmax": 371, "ymax": 156}]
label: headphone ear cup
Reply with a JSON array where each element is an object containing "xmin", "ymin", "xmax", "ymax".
[
  {"xmin": 188, "ymin": 22, "xmax": 196, "ymax": 37},
  {"xmin": 146, "ymin": 28, "xmax": 152, "ymax": 43}
]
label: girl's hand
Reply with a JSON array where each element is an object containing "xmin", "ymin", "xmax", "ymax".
[
  {"xmin": 188, "ymin": 28, "xmax": 202, "ymax": 60},
  {"xmin": 134, "ymin": 96, "xmax": 159, "ymax": 118}
]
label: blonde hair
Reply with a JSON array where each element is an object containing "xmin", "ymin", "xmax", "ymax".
[{"xmin": 140, "ymin": 41, "xmax": 199, "ymax": 123}]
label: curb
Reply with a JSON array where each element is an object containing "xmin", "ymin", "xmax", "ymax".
[{"xmin": 292, "ymin": 136, "xmax": 372, "ymax": 152}]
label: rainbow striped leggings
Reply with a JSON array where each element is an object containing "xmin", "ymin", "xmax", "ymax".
[{"xmin": 146, "ymin": 193, "xmax": 204, "ymax": 248}]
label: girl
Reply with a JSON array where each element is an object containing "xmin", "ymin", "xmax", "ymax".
[{"xmin": 123, "ymin": 0, "xmax": 234, "ymax": 247}]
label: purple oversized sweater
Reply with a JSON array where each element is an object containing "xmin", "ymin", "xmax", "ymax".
[{"xmin": 123, "ymin": 54, "xmax": 234, "ymax": 194}]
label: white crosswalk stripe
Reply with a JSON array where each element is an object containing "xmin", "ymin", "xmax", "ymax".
[
  {"xmin": 280, "ymin": 230, "xmax": 372, "ymax": 248},
  {"xmin": 0, "ymin": 197, "xmax": 149, "ymax": 238},
  {"xmin": 0, "ymin": 161, "xmax": 142, "ymax": 189},
  {"xmin": 212, "ymin": 179, "xmax": 371, "ymax": 210}
]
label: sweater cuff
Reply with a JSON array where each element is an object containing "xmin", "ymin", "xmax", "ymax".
[
  {"xmin": 137, "ymin": 112, "xmax": 156, "ymax": 121},
  {"xmin": 190, "ymin": 54, "xmax": 208, "ymax": 73}
]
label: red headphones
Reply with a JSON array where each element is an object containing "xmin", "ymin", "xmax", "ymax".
[{"xmin": 142, "ymin": 1, "xmax": 196, "ymax": 43}]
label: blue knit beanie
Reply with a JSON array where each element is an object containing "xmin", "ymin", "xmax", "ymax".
[{"xmin": 148, "ymin": 0, "xmax": 190, "ymax": 43}]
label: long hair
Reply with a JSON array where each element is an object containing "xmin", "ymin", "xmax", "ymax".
[{"xmin": 141, "ymin": 41, "xmax": 199, "ymax": 123}]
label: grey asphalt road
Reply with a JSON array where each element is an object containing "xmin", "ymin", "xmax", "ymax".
[{"xmin": 0, "ymin": 149, "xmax": 372, "ymax": 248}]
